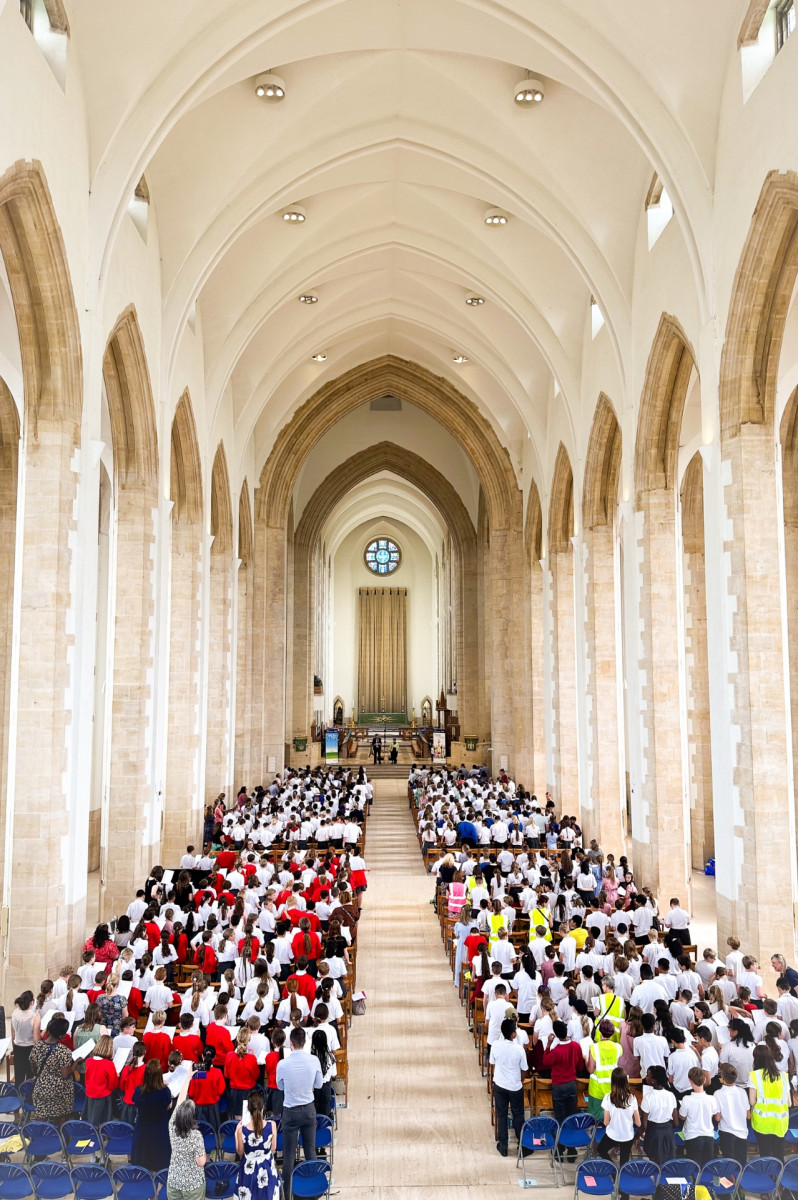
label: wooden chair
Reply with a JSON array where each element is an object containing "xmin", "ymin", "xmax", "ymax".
[{"xmin": 333, "ymin": 1049, "xmax": 349, "ymax": 1105}]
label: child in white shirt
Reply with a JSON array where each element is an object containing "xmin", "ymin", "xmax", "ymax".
[{"xmin": 678, "ymin": 1067, "xmax": 719, "ymax": 1167}]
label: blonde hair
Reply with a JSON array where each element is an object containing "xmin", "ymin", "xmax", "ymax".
[{"xmin": 94, "ymin": 1035, "xmax": 114, "ymax": 1059}]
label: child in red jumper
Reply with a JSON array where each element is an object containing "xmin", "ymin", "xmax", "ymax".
[{"xmin": 84, "ymin": 1035, "xmax": 119, "ymax": 1126}]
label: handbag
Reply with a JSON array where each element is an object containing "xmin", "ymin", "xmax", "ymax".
[{"xmin": 351, "ymin": 990, "xmax": 367, "ymax": 1016}]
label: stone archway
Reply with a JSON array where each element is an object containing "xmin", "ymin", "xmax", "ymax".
[
  {"xmin": 633, "ymin": 313, "xmax": 696, "ymax": 903},
  {"xmin": 289, "ymin": 442, "xmax": 478, "ymax": 759},
  {"xmin": 547, "ymin": 444, "xmax": 578, "ymax": 812},
  {"xmin": 249, "ymin": 357, "xmax": 528, "ymax": 780},
  {"xmin": 0, "ymin": 160, "xmax": 84, "ymax": 996},
  {"xmin": 582, "ymin": 394, "xmax": 624, "ymax": 850},
  {"xmin": 101, "ymin": 305, "xmax": 160, "ymax": 915},
  {"xmin": 164, "ymin": 390, "xmax": 204, "ymax": 862}
]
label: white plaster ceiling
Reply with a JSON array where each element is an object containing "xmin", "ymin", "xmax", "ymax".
[{"xmin": 67, "ymin": 0, "xmax": 742, "ymax": 479}]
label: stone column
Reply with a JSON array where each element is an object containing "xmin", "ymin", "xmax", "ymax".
[
  {"xmin": 549, "ymin": 547, "xmax": 579, "ymax": 814},
  {"xmin": 0, "ymin": 391, "xmax": 17, "ymax": 910},
  {"xmin": 3, "ymin": 422, "xmax": 86, "ymax": 996},
  {"xmin": 488, "ymin": 523, "xmax": 533, "ymax": 781},
  {"xmin": 255, "ymin": 519, "xmax": 288, "ymax": 777},
  {"xmin": 583, "ymin": 525, "xmax": 624, "ymax": 851},
  {"xmin": 716, "ymin": 422, "xmax": 797, "ymax": 957},
  {"xmin": 456, "ymin": 542, "xmax": 479, "ymax": 741},
  {"xmin": 103, "ymin": 481, "xmax": 159, "ymax": 918},
  {"xmin": 529, "ymin": 560, "xmax": 547, "ymax": 795},
  {"xmin": 205, "ymin": 545, "xmax": 233, "ymax": 801},
  {"xmin": 163, "ymin": 518, "xmax": 202, "ymax": 862},
  {"xmin": 681, "ymin": 482, "xmax": 714, "ymax": 872},
  {"xmin": 234, "ymin": 557, "xmax": 253, "ymax": 788},
  {"xmin": 632, "ymin": 488, "xmax": 690, "ymax": 903}
]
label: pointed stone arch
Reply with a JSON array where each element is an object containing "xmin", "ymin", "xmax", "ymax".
[
  {"xmin": 636, "ymin": 315, "xmax": 696, "ymax": 494},
  {"xmin": 238, "ymin": 479, "xmax": 253, "ymax": 565},
  {"xmin": 0, "ymin": 161, "xmax": 85, "ymax": 999},
  {"xmin": 210, "ymin": 442, "xmax": 233, "ymax": 555},
  {"xmin": 548, "ymin": 443, "xmax": 574, "ymax": 553},
  {"xmin": 583, "ymin": 393, "xmax": 622, "ymax": 531},
  {"xmin": 720, "ymin": 171, "xmax": 798, "ymax": 436},
  {"xmin": 524, "ymin": 482, "xmax": 543, "ymax": 564},
  {"xmin": 102, "ymin": 306, "xmax": 158, "ymax": 487},
  {"xmin": 170, "ymin": 390, "xmax": 203, "ymax": 524}
]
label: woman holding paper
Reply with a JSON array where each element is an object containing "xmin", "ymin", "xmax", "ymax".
[
  {"xmin": 29, "ymin": 1014, "xmax": 74, "ymax": 1124},
  {"xmin": 132, "ymin": 1058, "xmax": 173, "ymax": 1171}
]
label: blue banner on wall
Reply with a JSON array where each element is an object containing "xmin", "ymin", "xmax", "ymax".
[{"xmin": 325, "ymin": 728, "xmax": 339, "ymax": 763}]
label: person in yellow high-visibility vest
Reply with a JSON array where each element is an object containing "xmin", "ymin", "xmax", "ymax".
[
  {"xmin": 586, "ymin": 1020, "xmax": 621, "ymax": 1118},
  {"xmin": 528, "ymin": 896, "xmax": 552, "ymax": 943},
  {"xmin": 749, "ymin": 1045, "xmax": 789, "ymax": 1160},
  {"xmin": 593, "ymin": 979, "xmax": 624, "ymax": 1040}
]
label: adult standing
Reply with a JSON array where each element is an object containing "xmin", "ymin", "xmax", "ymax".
[
  {"xmin": 132, "ymin": 1058, "xmax": 173, "ymax": 1172},
  {"xmin": 29, "ymin": 1015, "xmax": 75, "ymax": 1124},
  {"xmin": 586, "ymin": 1021, "xmax": 622, "ymax": 1119},
  {"xmin": 489, "ymin": 1018, "xmax": 528, "ymax": 1158},
  {"xmin": 235, "ymin": 1090, "xmax": 280, "ymax": 1200},
  {"xmin": 663, "ymin": 899, "xmax": 691, "ymax": 947},
  {"xmin": 772, "ymin": 954, "xmax": 798, "ymax": 996},
  {"xmin": 748, "ymin": 1044, "xmax": 789, "ymax": 1161},
  {"xmin": 82, "ymin": 924, "xmax": 119, "ymax": 974},
  {"xmin": 276, "ymin": 1028, "xmax": 321, "ymax": 1199},
  {"xmin": 166, "ymin": 1073, "xmax": 207, "ymax": 1200},
  {"xmin": 542, "ymin": 1021, "xmax": 584, "ymax": 1161},
  {"xmin": 11, "ymin": 991, "xmax": 36, "ymax": 1083}
]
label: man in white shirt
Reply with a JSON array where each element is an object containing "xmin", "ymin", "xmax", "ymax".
[
  {"xmin": 630, "ymin": 965, "xmax": 668, "ymax": 1015},
  {"xmin": 127, "ymin": 892, "xmax": 148, "ymax": 925},
  {"xmin": 485, "ymin": 985, "xmax": 512, "ymax": 1046},
  {"xmin": 663, "ymin": 897, "xmax": 691, "ymax": 945},
  {"xmin": 489, "ymin": 1018, "xmax": 528, "ymax": 1157},
  {"xmin": 180, "ymin": 846, "xmax": 198, "ymax": 870}
]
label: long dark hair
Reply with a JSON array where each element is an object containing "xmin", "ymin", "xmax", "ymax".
[
  {"xmin": 310, "ymin": 1029, "xmax": 333, "ymax": 1076},
  {"xmin": 729, "ymin": 1017, "xmax": 754, "ymax": 1047},
  {"xmin": 92, "ymin": 924, "xmax": 110, "ymax": 949},
  {"xmin": 609, "ymin": 1068, "xmax": 632, "ymax": 1109},
  {"xmin": 141, "ymin": 1058, "xmax": 164, "ymax": 1094},
  {"xmin": 247, "ymin": 1089, "xmax": 265, "ymax": 1138}
]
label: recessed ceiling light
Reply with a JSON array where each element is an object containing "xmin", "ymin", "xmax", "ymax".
[
  {"xmin": 484, "ymin": 207, "xmax": 509, "ymax": 226},
  {"xmin": 282, "ymin": 204, "xmax": 306, "ymax": 223},
  {"xmin": 453, "ymin": 354, "xmax": 469, "ymax": 364},
  {"xmin": 299, "ymin": 294, "xmax": 318, "ymax": 304},
  {"xmin": 311, "ymin": 353, "xmax": 327, "ymax": 362},
  {"xmin": 255, "ymin": 72, "xmax": 286, "ymax": 101},
  {"xmin": 465, "ymin": 295, "xmax": 485, "ymax": 306},
  {"xmin": 514, "ymin": 75, "xmax": 545, "ymax": 104}
]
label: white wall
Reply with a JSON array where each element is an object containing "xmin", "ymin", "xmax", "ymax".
[{"xmin": 330, "ymin": 517, "xmax": 437, "ymax": 721}]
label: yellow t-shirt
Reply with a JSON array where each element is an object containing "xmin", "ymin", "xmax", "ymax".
[{"xmin": 571, "ymin": 927, "xmax": 588, "ymax": 950}]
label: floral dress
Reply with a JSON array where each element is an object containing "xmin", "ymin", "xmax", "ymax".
[{"xmin": 236, "ymin": 1124, "xmax": 280, "ymax": 1200}]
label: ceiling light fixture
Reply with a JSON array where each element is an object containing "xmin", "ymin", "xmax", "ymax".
[
  {"xmin": 452, "ymin": 354, "xmax": 469, "ymax": 363},
  {"xmin": 311, "ymin": 353, "xmax": 327, "ymax": 362},
  {"xmin": 255, "ymin": 72, "xmax": 286, "ymax": 101},
  {"xmin": 282, "ymin": 204, "xmax": 306, "ymax": 223},
  {"xmin": 298, "ymin": 294, "xmax": 318, "ymax": 304},
  {"xmin": 465, "ymin": 295, "xmax": 486, "ymax": 306},
  {"xmin": 514, "ymin": 74, "xmax": 545, "ymax": 104},
  {"xmin": 484, "ymin": 207, "xmax": 509, "ymax": 226}
]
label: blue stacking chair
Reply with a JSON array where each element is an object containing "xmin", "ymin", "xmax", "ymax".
[
  {"xmin": 70, "ymin": 1165, "xmax": 114, "ymax": 1200},
  {"xmin": 555, "ymin": 1113, "xmax": 599, "ymax": 1181},
  {"xmin": 29, "ymin": 1164, "xmax": 71, "ymax": 1200},
  {"xmin": 778, "ymin": 1156, "xmax": 798, "ymax": 1197},
  {"xmin": 659, "ymin": 1158, "xmax": 701, "ymax": 1188},
  {"xmin": 574, "ymin": 1158, "xmax": 617, "ymax": 1200},
  {"xmin": 289, "ymin": 1161, "xmax": 330, "ymax": 1200},
  {"xmin": 698, "ymin": 1158, "xmax": 743, "ymax": 1197},
  {"xmin": 0, "ymin": 1124, "xmax": 22, "ymax": 1163},
  {"xmin": 61, "ymin": 1121, "xmax": 100, "ymax": 1165},
  {"xmin": 19, "ymin": 1124, "xmax": 62, "ymax": 1165},
  {"xmin": 0, "ymin": 1166, "xmax": 33, "ymax": 1200},
  {"xmin": 217, "ymin": 1121, "xmax": 238, "ymax": 1160},
  {"xmin": 314, "ymin": 1114, "xmax": 334, "ymax": 1166},
  {"xmin": 99, "ymin": 1123, "xmax": 133, "ymax": 1165},
  {"xmin": 203, "ymin": 1162, "xmax": 237, "ymax": 1199},
  {"xmin": 17, "ymin": 1087, "xmax": 34, "ymax": 1127},
  {"xmin": 151, "ymin": 1171, "xmax": 168, "ymax": 1200},
  {"xmin": 111, "ymin": 1167, "xmax": 155, "ymax": 1200},
  {"xmin": 739, "ymin": 1157, "xmax": 784, "ymax": 1199},
  {"xmin": 617, "ymin": 1159, "xmax": 660, "ymax": 1199},
  {"xmin": 196, "ymin": 1121, "xmax": 218, "ymax": 1158},
  {"xmin": 72, "ymin": 1085, "xmax": 87, "ymax": 1118},
  {"xmin": 0, "ymin": 1089, "xmax": 20, "ymax": 1122},
  {"xmin": 517, "ymin": 1116, "xmax": 559, "ymax": 1183}
]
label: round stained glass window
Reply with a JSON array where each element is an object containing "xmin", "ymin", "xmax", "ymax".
[{"xmin": 364, "ymin": 538, "xmax": 401, "ymax": 576}]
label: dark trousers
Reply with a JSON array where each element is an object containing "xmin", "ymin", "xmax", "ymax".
[
  {"xmin": 314, "ymin": 1081, "xmax": 331, "ymax": 1118},
  {"xmin": 685, "ymin": 1135, "xmax": 715, "ymax": 1167},
  {"xmin": 755, "ymin": 1131, "xmax": 785, "ymax": 1162},
  {"xmin": 718, "ymin": 1130, "xmax": 749, "ymax": 1163},
  {"xmin": 671, "ymin": 928, "xmax": 691, "ymax": 946},
  {"xmin": 282, "ymin": 1101, "xmax": 317, "ymax": 1197},
  {"xmin": 493, "ymin": 1084, "xmax": 524, "ymax": 1152},
  {"xmin": 552, "ymin": 1081, "xmax": 578, "ymax": 1160},
  {"xmin": 12, "ymin": 1044, "xmax": 33, "ymax": 1083},
  {"xmin": 600, "ymin": 1135, "xmax": 633, "ymax": 1168}
]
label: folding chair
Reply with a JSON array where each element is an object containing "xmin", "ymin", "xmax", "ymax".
[
  {"xmin": 70, "ymin": 1165, "xmax": 114, "ymax": 1200},
  {"xmin": 555, "ymin": 1113, "xmax": 599, "ymax": 1181},
  {"xmin": 617, "ymin": 1159, "xmax": 660, "ymax": 1199},
  {"xmin": 196, "ymin": 1121, "xmax": 218, "ymax": 1159},
  {"xmin": 517, "ymin": 1115, "xmax": 559, "ymax": 1183},
  {"xmin": 658, "ymin": 1158, "xmax": 701, "ymax": 1188},
  {"xmin": 0, "ymin": 1166, "xmax": 33, "ymax": 1200},
  {"xmin": 111, "ymin": 1167, "xmax": 155, "ymax": 1200},
  {"xmin": 778, "ymin": 1156, "xmax": 798, "ymax": 1197},
  {"xmin": 61, "ymin": 1121, "xmax": 100, "ymax": 1166},
  {"xmin": 19, "ymin": 1124, "xmax": 62, "ymax": 1165},
  {"xmin": 698, "ymin": 1157, "xmax": 742, "ymax": 1197},
  {"xmin": 314, "ymin": 1114, "xmax": 334, "ymax": 1166},
  {"xmin": 16, "ymin": 1088, "xmax": 34, "ymax": 1128},
  {"xmin": 0, "ymin": 1124, "xmax": 22, "ymax": 1164},
  {"xmin": 573, "ymin": 1157, "xmax": 617, "ymax": 1200},
  {"xmin": 29, "ymin": 1164, "xmax": 72, "ymax": 1200},
  {"xmin": 203, "ymin": 1161, "xmax": 238, "ymax": 1200},
  {"xmin": 72, "ymin": 1085, "xmax": 87, "ymax": 1118},
  {"xmin": 151, "ymin": 1172, "xmax": 168, "ymax": 1200},
  {"xmin": 738, "ymin": 1157, "xmax": 783, "ymax": 1199},
  {"xmin": 98, "ymin": 1123, "xmax": 133, "ymax": 1165},
  {"xmin": 289, "ymin": 1160, "xmax": 331, "ymax": 1200},
  {"xmin": 217, "ymin": 1121, "xmax": 238, "ymax": 1161},
  {"xmin": 0, "ymin": 1089, "xmax": 21, "ymax": 1122}
]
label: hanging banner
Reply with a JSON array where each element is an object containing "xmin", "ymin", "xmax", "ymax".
[
  {"xmin": 325, "ymin": 728, "xmax": 339, "ymax": 763},
  {"xmin": 432, "ymin": 728, "xmax": 447, "ymax": 762}
]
